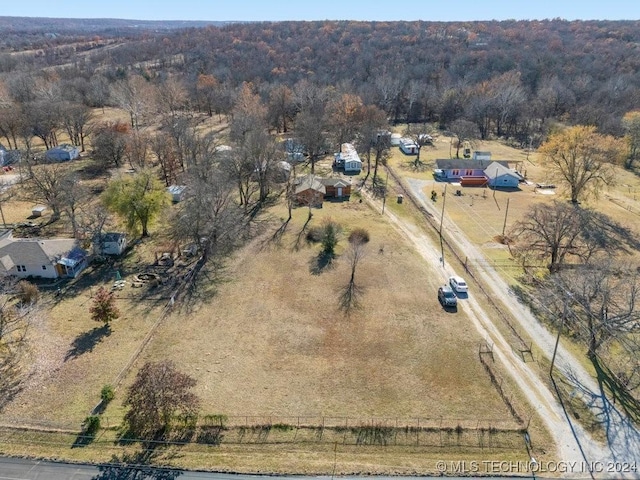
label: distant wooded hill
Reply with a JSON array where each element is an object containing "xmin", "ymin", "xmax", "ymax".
[
  {"xmin": 0, "ymin": 18, "xmax": 638, "ymax": 144},
  {"xmin": 0, "ymin": 16, "xmax": 229, "ymax": 32}
]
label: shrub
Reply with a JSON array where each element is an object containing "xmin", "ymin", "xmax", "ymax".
[
  {"xmin": 348, "ymin": 228, "xmax": 370, "ymax": 245},
  {"xmin": 320, "ymin": 219, "xmax": 341, "ymax": 257},
  {"xmin": 306, "ymin": 226, "xmax": 323, "ymax": 243},
  {"xmin": 17, "ymin": 280, "xmax": 39, "ymax": 304},
  {"xmin": 83, "ymin": 415, "xmax": 101, "ymax": 435},
  {"xmin": 101, "ymin": 384, "xmax": 115, "ymax": 404}
]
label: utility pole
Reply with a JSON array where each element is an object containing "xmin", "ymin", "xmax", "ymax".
[
  {"xmin": 439, "ymin": 183, "xmax": 447, "ymax": 267},
  {"xmin": 550, "ymin": 294, "xmax": 570, "ymax": 377},
  {"xmin": 502, "ymin": 197, "xmax": 510, "ymax": 237},
  {"xmin": 381, "ymin": 167, "xmax": 389, "ymax": 214}
]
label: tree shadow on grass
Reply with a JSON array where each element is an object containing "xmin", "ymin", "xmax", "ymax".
[
  {"xmin": 92, "ymin": 446, "xmax": 183, "ymax": 480},
  {"xmin": 558, "ymin": 357, "xmax": 640, "ymax": 464},
  {"xmin": 270, "ymin": 218, "xmax": 290, "ymax": 245},
  {"xmin": 72, "ymin": 429, "xmax": 98, "ymax": 449},
  {"xmin": 309, "ymin": 252, "xmax": 335, "ymax": 275},
  {"xmin": 338, "ymin": 282, "xmax": 363, "ymax": 314},
  {"xmin": 0, "ymin": 357, "xmax": 24, "ymax": 411},
  {"xmin": 292, "ymin": 210, "xmax": 314, "ymax": 251},
  {"xmin": 65, "ymin": 325, "xmax": 111, "ymax": 361}
]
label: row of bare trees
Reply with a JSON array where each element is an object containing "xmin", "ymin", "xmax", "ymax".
[
  {"xmin": 508, "ymin": 126, "xmax": 640, "ymax": 396},
  {"xmin": 2, "ymin": 59, "xmax": 639, "ymax": 180}
]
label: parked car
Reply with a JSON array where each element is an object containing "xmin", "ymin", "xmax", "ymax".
[
  {"xmin": 449, "ymin": 276, "xmax": 468, "ymax": 293},
  {"xmin": 438, "ymin": 285, "xmax": 458, "ymax": 308}
]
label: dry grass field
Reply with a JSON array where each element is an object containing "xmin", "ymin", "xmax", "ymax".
[
  {"xmin": 1, "ymin": 166, "xmax": 545, "ymax": 472},
  {"xmin": 387, "ymin": 131, "xmax": 640, "ymax": 270},
  {"xmin": 15, "ymin": 119, "xmax": 631, "ymax": 472},
  {"xmin": 115, "ymin": 199, "xmax": 519, "ymax": 423}
]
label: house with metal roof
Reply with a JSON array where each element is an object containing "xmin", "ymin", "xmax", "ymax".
[
  {"xmin": 0, "ymin": 230, "xmax": 87, "ymax": 279},
  {"xmin": 45, "ymin": 144, "xmax": 80, "ymax": 162},
  {"xmin": 434, "ymin": 159, "xmax": 509, "ymax": 181},
  {"xmin": 294, "ymin": 175, "xmax": 326, "ymax": 207},
  {"xmin": 484, "ymin": 161, "xmax": 521, "ymax": 188},
  {"xmin": 333, "ymin": 143, "xmax": 362, "ymax": 174}
]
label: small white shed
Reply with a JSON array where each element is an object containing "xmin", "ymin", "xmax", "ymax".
[
  {"xmin": 93, "ymin": 232, "xmax": 127, "ymax": 256},
  {"xmin": 31, "ymin": 206, "xmax": 46, "ymax": 217},
  {"xmin": 167, "ymin": 185, "xmax": 187, "ymax": 203}
]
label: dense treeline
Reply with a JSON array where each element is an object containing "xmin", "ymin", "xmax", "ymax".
[{"xmin": 0, "ymin": 19, "xmax": 639, "ymax": 149}]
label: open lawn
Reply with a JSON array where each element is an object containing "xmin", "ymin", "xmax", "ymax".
[
  {"xmin": 0, "ymin": 123, "xmax": 560, "ymax": 472},
  {"xmin": 0, "ymin": 259, "xmax": 167, "ymax": 427},
  {"xmin": 118, "ymin": 199, "xmax": 521, "ymax": 425},
  {"xmin": 387, "ymin": 133, "xmax": 640, "ymax": 268}
]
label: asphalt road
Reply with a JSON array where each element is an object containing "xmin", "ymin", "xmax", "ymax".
[
  {"xmin": 0, "ymin": 457, "xmax": 532, "ymax": 480},
  {"xmin": 0, "ymin": 456, "xmax": 241, "ymax": 480}
]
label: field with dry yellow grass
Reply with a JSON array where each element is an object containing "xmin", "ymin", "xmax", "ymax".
[
  {"xmin": 0, "ymin": 119, "xmax": 567, "ymax": 472},
  {"xmin": 121, "ymin": 199, "xmax": 519, "ymax": 423}
]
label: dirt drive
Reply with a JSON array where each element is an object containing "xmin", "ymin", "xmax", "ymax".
[{"xmin": 388, "ymin": 175, "xmax": 640, "ymax": 477}]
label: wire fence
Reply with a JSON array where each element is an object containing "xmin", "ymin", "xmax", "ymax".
[{"xmin": 0, "ymin": 413, "xmax": 526, "ymax": 450}]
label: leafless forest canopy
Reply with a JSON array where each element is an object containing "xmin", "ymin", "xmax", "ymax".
[{"xmin": 0, "ymin": 18, "xmax": 639, "ymax": 144}]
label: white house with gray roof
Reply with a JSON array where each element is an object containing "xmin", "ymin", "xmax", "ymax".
[{"xmin": 0, "ymin": 230, "xmax": 87, "ymax": 279}]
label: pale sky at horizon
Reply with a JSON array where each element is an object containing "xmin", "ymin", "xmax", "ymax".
[{"xmin": 1, "ymin": 0, "xmax": 639, "ymax": 22}]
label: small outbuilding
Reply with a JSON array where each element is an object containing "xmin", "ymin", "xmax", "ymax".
[
  {"xmin": 93, "ymin": 232, "xmax": 127, "ymax": 256},
  {"xmin": 472, "ymin": 151, "xmax": 492, "ymax": 161},
  {"xmin": 45, "ymin": 144, "xmax": 80, "ymax": 162},
  {"xmin": 399, "ymin": 138, "xmax": 418, "ymax": 155},
  {"xmin": 31, "ymin": 206, "xmax": 47, "ymax": 217},
  {"xmin": 275, "ymin": 161, "xmax": 292, "ymax": 182},
  {"xmin": 282, "ymin": 138, "xmax": 305, "ymax": 162},
  {"xmin": 167, "ymin": 185, "xmax": 187, "ymax": 203},
  {"xmin": 390, "ymin": 133, "xmax": 402, "ymax": 146},
  {"xmin": 321, "ymin": 177, "xmax": 351, "ymax": 199}
]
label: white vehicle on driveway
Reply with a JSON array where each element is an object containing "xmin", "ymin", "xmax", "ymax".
[{"xmin": 449, "ymin": 276, "xmax": 468, "ymax": 293}]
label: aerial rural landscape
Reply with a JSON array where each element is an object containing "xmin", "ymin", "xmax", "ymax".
[{"xmin": 0, "ymin": 10, "xmax": 639, "ymax": 478}]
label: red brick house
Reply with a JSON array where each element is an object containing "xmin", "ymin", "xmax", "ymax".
[
  {"xmin": 321, "ymin": 177, "xmax": 351, "ymax": 199},
  {"xmin": 294, "ymin": 175, "xmax": 326, "ymax": 207}
]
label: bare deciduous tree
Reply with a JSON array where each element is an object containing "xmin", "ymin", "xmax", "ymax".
[
  {"xmin": 171, "ymin": 156, "xmax": 245, "ymax": 275},
  {"xmin": 110, "ymin": 75, "xmax": 154, "ymax": 131},
  {"xmin": 20, "ymin": 160, "xmax": 69, "ymax": 222},
  {"xmin": 510, "ymin": 200, "xmax": 639, "ymax": 273},
  {"xmin": 339, "ymin": 228, "xmax": 370, "ymax": 312},
  {"xmin": 543, "ymin": 262, "xmax": 640, "ymax": 360},
  {"xmin": 0, "ymin": 276, "xmax": 41, "ymax": 410},
  {"xmin": 59, "ymin": 101, "xmax": 92, "ymax": 151},
  {"xmin": 448, "ymin": 119, "xmax": 480, "ymax": 159},
  {"xmin": 92, "ymin": 122, "xmax": 130, "ymax": 169}
]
